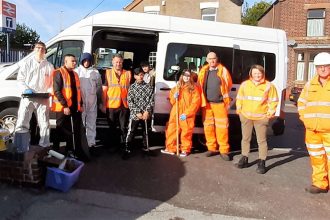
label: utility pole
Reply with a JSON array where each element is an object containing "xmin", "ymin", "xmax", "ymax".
[
  {"xmin": 59, "ymin": 11, "xmax": 63, "ymax": 32},
  {"xmin": 6, "ymin": 32, "xmax": 10, "ymax": 62}
]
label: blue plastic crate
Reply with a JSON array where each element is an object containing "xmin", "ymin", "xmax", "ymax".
[{"xmin": 45, "ymin": 159, "xmax": 84, "ymax": 192}]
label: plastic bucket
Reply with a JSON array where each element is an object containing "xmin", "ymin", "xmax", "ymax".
[{"xmin": 14, "ymin": 130, "xmax": 30, "ymax": 153}]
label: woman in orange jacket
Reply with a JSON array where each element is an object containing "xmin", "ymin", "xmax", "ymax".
[
  {"xmin": 162, "ymin": 69, "xmax": 201, "ymax": 157},
  {"xmin": 235, "ymin": 65, "xmax": 278, "ymax": 174}
]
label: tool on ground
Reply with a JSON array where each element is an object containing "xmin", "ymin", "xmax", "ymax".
[
  {"xmin": 144, "ymin": 119, "xmax": 150, "ymax": 152},
  {"xmin": 70, "ymin": 116, "xmax": 76, "ymax": 158},
  {"xmin": 48, "ymin": 149, "xmax": 67, "ymax": 170}
]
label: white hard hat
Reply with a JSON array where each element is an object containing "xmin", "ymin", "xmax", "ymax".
[{"xmin": 314, "ymin": 52, "xmax": 330, "ymax": 66}]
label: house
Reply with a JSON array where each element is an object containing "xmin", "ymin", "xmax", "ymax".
[
  {"xmin": 124, "ymin": 0, "xmax": 243, "ymax": 24},
  {"xmin": 258, "ymin": 0, "xmax": 330, "ymax": 91}
]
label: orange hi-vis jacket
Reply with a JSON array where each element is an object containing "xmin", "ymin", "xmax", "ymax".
[
  {"xmin": 298, "ymin": 75, "xmax": 330, "ymax": 132},
  {"xmin": 104, "ymin": 68, "xmax": 131, "ymax": 109},
  {"xmin": 236, "ymin": 79, "xmax": 278, "ymax": 120},
  {"xmin": 168, "ymin": 84, "xmax": 201, "ymax": 118},
  {"xmin": 198, "ymin": 64, "xmax": 232, "ymax": 107},
  {"xmin": 51, "ymin": 67, "xmax": 82, "ymax": 112}
]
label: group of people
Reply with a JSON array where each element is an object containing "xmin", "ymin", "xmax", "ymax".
[{"xmin": 14, "ymin": 41, "xmax": 330, "ymax": 194}]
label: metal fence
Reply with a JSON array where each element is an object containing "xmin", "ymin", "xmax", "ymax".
[{"xmin": 0, "ymin": 48, "xmax": 30, "ymax": 63}]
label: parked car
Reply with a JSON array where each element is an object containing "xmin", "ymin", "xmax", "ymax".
[{"xmin": 289, "ymin": 81, "xmax": 305, "ymax": 105}]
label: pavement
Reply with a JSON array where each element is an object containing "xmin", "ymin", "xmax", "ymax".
[{"xmin": 1, "ymin": 101, "xmax": 330, "ymax": 220}]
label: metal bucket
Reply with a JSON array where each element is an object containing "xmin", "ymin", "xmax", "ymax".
[{"xmin": 14, "ymin": 130, "xmax": 30, "ymax": 153}]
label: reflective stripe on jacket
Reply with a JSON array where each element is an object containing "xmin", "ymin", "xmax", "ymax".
[
  {"xmin": 298, "ymin": 75, "xmax": 330, "ymax": 132},
  {"xmin": 104, "ymin": 68, "xmax": 131, "ymax": 108},
  {"xmin": 198, "ymin": 64, "xmax": 232, "ymax": 107},
  {"xmin": 236, "ymin": 79, "xmax": 278, "ymax": 120},
  {"xmin": 51, "ymin": 67, "xmax": 82, "ymax": 112}
]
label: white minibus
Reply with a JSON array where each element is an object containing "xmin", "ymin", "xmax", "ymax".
[{"xmin": 0, "ymin": 11, "xmax": 287, "ymax": 141}]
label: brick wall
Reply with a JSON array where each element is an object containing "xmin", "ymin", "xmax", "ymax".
[
  {"xmin": 125, "ymin": 0, "xmax": 242, "ymax": 24},
  {"xmin": 0, "ymin": 145, "xmax": 47, "ymax": 186},
  {"xmin": 259, "ymin": 0, "xmax": 330, "ymax": 89}
]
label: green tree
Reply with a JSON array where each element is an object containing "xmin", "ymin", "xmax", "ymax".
[
  {"xmin": 242, "ymin": 1, "xmax": 272, "ymax": 26},
  {"xmin": 0, "ymin": 23, "xmax": 40, "ymax": 49}
]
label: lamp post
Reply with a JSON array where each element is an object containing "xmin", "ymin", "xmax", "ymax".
[{"xmin": 59, "ymin": 11, "xmax": 63, "ymax": 32}]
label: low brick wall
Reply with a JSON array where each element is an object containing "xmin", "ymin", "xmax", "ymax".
[{"xmin": 0, "ymin": 145, "xmax": 48, "ymax": 186}]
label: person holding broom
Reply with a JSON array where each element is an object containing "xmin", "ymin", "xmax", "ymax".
[{"xmin": 162, "ymin": 69, "xmax": 200, "ymax": 157}]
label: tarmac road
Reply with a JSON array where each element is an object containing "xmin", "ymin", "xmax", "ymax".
[{"xmin": 1, "ymin": 102, "xmax": 330, "ymax": 220}]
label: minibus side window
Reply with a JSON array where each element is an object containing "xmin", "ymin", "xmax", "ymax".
[
  {"xmin": 232, "ymin": 50, "xmax": 276, "ymax": 83},
  {"xmin": 164, "ymin": 43, "xmax": 276, "ymax": 83},
  {"xmin": 46, "ymin": 40, "xmax": 84, "ymax": 68}
]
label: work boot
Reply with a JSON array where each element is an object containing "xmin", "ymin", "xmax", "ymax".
[
  {"xmin": 236, "ymin": 156, "xmax": 248, "ymax": 169},
  {"xmin": 220, "ymin": 153, "xmax": 231, "ymax": 161},
  {"xmin": 305, "ymin": 185, "xmax": 328, "ymax": 194},
  {"xmin": 205, "ymin": 151, "xmax": 219, "ymax": 157},
  {"xmin": 256, "ymin": 159, "xmax": 266, "ymax": 174}
]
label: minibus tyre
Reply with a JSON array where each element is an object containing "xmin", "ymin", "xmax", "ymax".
[
  {"xmin": 0, "ymin": 107, "xmax": 40, "ymax": 144},
  {"xmin": 0, "ymin": 107, "xmax": 18, "ymax": 142}
]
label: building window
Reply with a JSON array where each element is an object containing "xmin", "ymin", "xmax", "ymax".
[
  {"xmin": 201, "ymin": 8, "xmax": 217, "ymax": 21},
  {"xmin": 200, "ymin": 2, "xmax": 219, "ymax": 21},
  {"xmin": 144, "ymin": 6, "xmax": 160, "ymax": 15},
  {"xmin": 149, "ymin": 52, "xmax": 157, "ymax": 68},
  {"xmin": 296, "ymin": 53, "xmax": 304, "ymax": 81},
  {"xmin": 307, "ymin": 9, "xmax": 325, "ymax": 37},
  {"xmin": 296, "ymin": 51, "xmax": 327, "ymax": 81}
]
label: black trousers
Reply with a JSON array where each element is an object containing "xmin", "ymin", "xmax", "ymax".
[
  {"xmin": 106, "ymin": 106, "xmax": 129, "ymax": 147},
  {"xmin": 126, "ymin": 118, "xmax": 148, "ymax": 148},
  {"xmin": 53, "ymin": 111, "xmax": 90, "ymax": 161}
]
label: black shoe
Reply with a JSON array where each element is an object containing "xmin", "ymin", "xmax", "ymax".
[
  {"xmin": 220, "ymin": 153, "xmax": 231, "ymax": 161},
  {"xmin": 122, "ymin": 149, "xmax": 131, "ymax": 160},
  {"xmin": 256, "ymin": 160, "xmax": 266, "ymax": 174},
  {"xmin": 305, "ymin": 185, "xmax": 328, "ymax": 194},
  {"xmin": 90, "ymin": 146, "xmax": 102, "ymax": 157},
  {"xmin": 236, "ymin": 156, "xmax": 248, "ymax": 168},
  {"xmin": 143, "ymin": 149, "xmax": 157, "ymax": 157},
  {"xmin": 205, "ymin": 151, "xmax": 219, "ymax": 157}
]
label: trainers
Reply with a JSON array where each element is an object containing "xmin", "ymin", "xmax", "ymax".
[
  {"xmin": 205, "ymin": 151, "xmax": 219, "ymax": 157},
  {"xmin": 236, "ymin": 156, "xmax": 248, "ymax": 168},
  {"xmin": 256, "ymin": 159, "xmax": 266, "ymax": 174},
  {"xmin": 161, "ymin": 149, "xmax": 175, "ymax": 155},
  {"xmin": 305, "ymin": 185, "xmax": 328, "ymax": 194},
  {"xmin": 179, "ymin": 151, "xmax": 190, "ymax": 157},
  {"xmin": 220, "ymin": 153, "xmax": 231, "ymax": 161}
]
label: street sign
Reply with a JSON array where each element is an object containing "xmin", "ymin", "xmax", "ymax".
[{"xmin": 0, "ymin": 0, "xmax": 16, "ymax": 33}]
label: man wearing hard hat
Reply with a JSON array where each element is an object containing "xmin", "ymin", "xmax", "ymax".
[{"xmin": 298, "ymin": 52, "xmax": 330, "ymax": 194}]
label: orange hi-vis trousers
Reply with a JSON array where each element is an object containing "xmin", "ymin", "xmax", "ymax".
[
  {"xmin": 165, "ymin": 116, "xmax": 195, "ymax": 154},
  {"xmin": 202, "ymin": 102, "xmax": 230, "ymax": 154},
  {"xmin": 305, "ymin": 130, "xmax": 330, "ymax": 190}
]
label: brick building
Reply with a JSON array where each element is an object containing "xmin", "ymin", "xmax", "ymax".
[
  {"xmin": 258, "ymin": 0, "xmax": 330, "ymax": 89},
  {"xmin": 124, "ymin": 0, "xmax": 243, "ymax": 24}
]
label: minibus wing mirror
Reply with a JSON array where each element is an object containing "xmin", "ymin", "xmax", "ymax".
[{"xmin": 167, "ymin": 65, "xmax": 180, "ymax": 81}]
